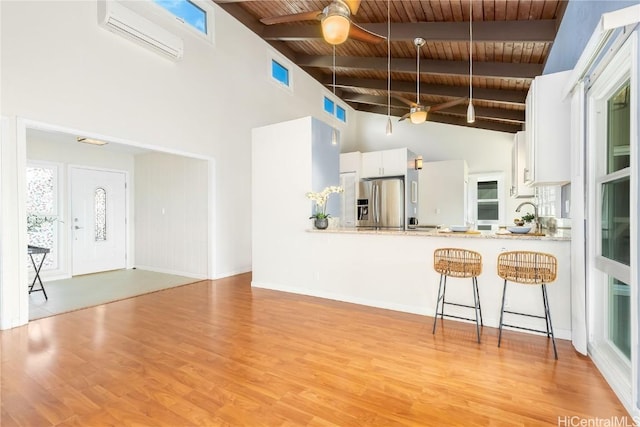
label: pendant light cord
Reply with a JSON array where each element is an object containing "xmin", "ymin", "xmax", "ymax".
[
  {"xmin": 333, "ymin": 45, "xmax": 336, "ymax": 96},
  {"xmin": 469, "ymin": 0, "xmax": 473, "ymax": 104},
  {"xmin": 387, "ymin": 0, "xmax": 390, "ymax": 118},
  {"xmin": 416, "ymin": 42, "xmax": 420, "ymax": 104}
]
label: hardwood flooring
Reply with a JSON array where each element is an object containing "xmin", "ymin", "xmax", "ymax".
[{"xmin": 1, "ymin": 273, "xmax": 628, "ymax": 426}]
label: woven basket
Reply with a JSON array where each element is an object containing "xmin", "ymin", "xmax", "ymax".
[
  {"xmin": 497, "ymin": 251, "xmax": 557, "ymax": 284},
  {"xmin": 433, "ymin": 248, "xmax": 482, "ymax": 278}
]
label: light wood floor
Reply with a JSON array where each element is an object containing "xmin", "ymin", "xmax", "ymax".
[{"xmin": 2, "ymin": 273, "xmax": 628, "ymax": 426}]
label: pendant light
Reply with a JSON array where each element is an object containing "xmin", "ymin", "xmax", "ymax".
[
  {"xmin": 466, "ymin": 0, "xmax": 476, "ymax": 123},
  {"xmin": 410, "ymin": 37, "xmax": 427, "ymax": 125},
  {"xmin": 385, "ymin": 0, "xmax": 392, "ymax": 135},
  {"xmin": 331, "ymin": 45, "xmax": 338, "ymax": 145}
]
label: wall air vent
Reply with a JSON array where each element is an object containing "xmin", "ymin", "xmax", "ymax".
[{"xmin": 97, "ymin": 0, "xmax": 184, "ymax": 61}]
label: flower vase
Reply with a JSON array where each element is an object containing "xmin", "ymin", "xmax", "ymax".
[{"xmin": 314, "ymin": 218, "xmax": 329, "ymax": 230}]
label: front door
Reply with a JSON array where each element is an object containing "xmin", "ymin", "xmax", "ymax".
[{"xmin": 71, "ymin": 167, "xmax": 126, "ymax": 276}]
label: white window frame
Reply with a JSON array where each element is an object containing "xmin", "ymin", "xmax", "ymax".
[
  {"xmin": 322, "ymin": 94, "xmax": 347, "ymax": 124},
  {"xmin": 26, "ymin": 160, "xmax": 64, "ymax": 276},
  {"xmin": 468, "ymin": 172, "xmax": 505, "ymax": 230},
  {"xmin": 585, "ymin": 30, "xmax": 637, "ymax": 414},
  {"xmin": 267, "ymin": 50, "xmax": 294, "ymax": 93},
  {"xmin": 145, "ymin": 0, "xmax": 215, "ymax": 44}
]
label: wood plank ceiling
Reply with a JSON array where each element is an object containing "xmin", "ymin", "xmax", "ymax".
[{"xmin": 214, "ymin": 0, "xmax": 568, "ymax": 133}]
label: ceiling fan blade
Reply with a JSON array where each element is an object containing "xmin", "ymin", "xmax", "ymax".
[
  {"xmin": 349, "ymin": 23, "xmax": 386, "ymax": 44},
  {"xmin": 428, "ymin": 97, "xmax": 468, "ymax": 113},
  {"xmin": 344, "ymin": 0, "xmax": 361, "ymax": 15},
  {"xmin": 260, "ymin": 10, "xmax": 322, "ymax": 25},
  {"xmin": 398, "ymin": 113, "xmax": 411, "ymax": 122},
  {"xmin": 392, "ymin": 95, "xmax": 416, "ymax": 107}
]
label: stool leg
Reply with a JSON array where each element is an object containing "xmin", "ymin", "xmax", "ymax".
[
  {"xmin": 542, "ymin": 284, "xmax": 558, "ymax": 360},
  {"xmin": 541, "ymin": 286, "xmax": 550, "ymax": 338},
  {"xmin": 432, "ymin": 273, "xmax": 445, "ymax": 334},
  {"xmin": 472, "ymin": 277, "xmax": 481, "ymax": 343},
  {"xmin": 441, "ymin": 276, "xmax": 448, "ymax": 320},
  {"xmin": 498, "ymin": 279, "xmax": 508, "ymax": 348},
  {"xmin": 474, "ymin": 277, "xmax": 483, "ymax": 326}
]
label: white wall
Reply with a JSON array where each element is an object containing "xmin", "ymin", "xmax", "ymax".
[
  {"xmin": 134, "ymin": 152, "xmax": 208, "ymax": 278},
  {"xmin": 355, "ymin": 111, "xmax": 529, "ymax": 219},
  {"xmin": 26, "ymin": 130, "xmax": 136, "ymax": 279},
  {"xmin": 0, "ymin": 0, "xmax": 358, "ymax": 329}
]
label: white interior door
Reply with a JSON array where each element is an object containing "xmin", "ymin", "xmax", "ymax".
[{"xmin": 71, "ymin": 167, "xmax": 126, "ymax": 276}]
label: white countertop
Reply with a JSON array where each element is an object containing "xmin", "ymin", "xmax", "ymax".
[{"xmin": 308, "ymin": 227, "xmax": 571, "ymax": 241}]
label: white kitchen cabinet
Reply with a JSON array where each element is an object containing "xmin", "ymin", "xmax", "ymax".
[
  {"xmin": 339, "ymin": 172, "xmax": 357, "ymax": 227},
  {"xmin": 339, "ymin": 151, "xmax": 361, "ymax": 174},
  {"xmin": 510, "ymin": 131, "xmax": 535, "ymax": 198},
  {"xmin": 361, "ymin": 148, "xmax": 407, "ymax": 178},
  {"xmin": 523, "ymin": 70, "xmax": 572, "ymax": 186}
]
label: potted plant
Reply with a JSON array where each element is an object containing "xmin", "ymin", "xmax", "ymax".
[{"xmin": 305, "ymin": 186, "xmax": 343, "ymax": 229}]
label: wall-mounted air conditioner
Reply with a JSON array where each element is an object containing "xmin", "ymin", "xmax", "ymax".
[{"xmin": 97, "ymin": 0, "xmax": 184, "ymax": 61}]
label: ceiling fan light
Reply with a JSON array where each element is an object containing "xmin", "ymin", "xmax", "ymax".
[
  {"xmin": 466, "ymin": 101, "xmax": 476, "ymax": 123},
  {"xmin": 410, "ymin": 108, "xmax": 427, "ymax": 124},
  {"xmin": 321, "ymin": 4, "xmax": 351, "ymax": 45}
]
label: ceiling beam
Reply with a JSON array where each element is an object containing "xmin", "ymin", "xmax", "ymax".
[
  {"xmin": 353, "ymin": 105, "xmax": 522, "ymax": 133},
  {"xmin": 296, "ymin": 55, "xmax": 542, "ymax": 79},
  {"xmin": 322, "ymin": 76, "xmax": 526, "ymax": 105},
  {"xmin": 262, "ymin": 20, "xmax": 558, "ymax": 43},
  {"xmin": 342, "ymin": 94, "xmax": 524, "ymax": 123}
]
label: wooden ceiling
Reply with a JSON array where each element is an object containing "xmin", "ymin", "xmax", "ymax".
[{"xmin": 214, "ymin": 0, "xmax": 568, "ymax": 133}]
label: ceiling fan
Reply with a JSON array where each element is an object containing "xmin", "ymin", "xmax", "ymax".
[
  {"xmin": 260, "ymin": 0, "xmax": 385, "ymax": 45},
  {"xmin": 396, "ymin": 38, "xmax": 467, "ymax": 124}
]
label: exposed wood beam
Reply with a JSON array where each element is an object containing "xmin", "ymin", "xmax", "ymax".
[
  {"xmin": 353, "ymin": 104, "xmax": 522, "ymax": 133},
  {"xmin": 297, "ymin": 55, "xmax": 542, "ymax": 79},
  {"xmin": 345, "ymin": 94, "xmax": 524, "ymax": 123},
  {"xmin": 262, "ymin": 20, "xmax": 557, "ymax": 43},
  {"xmin": 342, "ymin": 94, "xmax": 524, "ymax": 123},
  {"xmin": 322, "ymin": 76, "xmax": 527, "ymax": 105}
]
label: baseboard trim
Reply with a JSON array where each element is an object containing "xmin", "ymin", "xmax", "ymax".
[{"xmin": 134, "ymin": 265, "xmax": 206, "ymax": 280}]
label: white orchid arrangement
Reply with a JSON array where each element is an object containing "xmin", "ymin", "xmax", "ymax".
[{"xmin": 306, "ymin": 186, "xmax": 343, "ymax": 219}]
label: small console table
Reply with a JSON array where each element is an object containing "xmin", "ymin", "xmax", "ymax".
[{"xmin": 28, "ymin": 245, "xmax": 49, "ymax": 300}]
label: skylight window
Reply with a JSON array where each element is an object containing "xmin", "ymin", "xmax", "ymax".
[
  {"xmin": 323, "ymin": 97, "xmax": 335, "ymax": 115},
  {"xmin": 153, "ymin": 0, "xmax": 207, "ymax": 34},
  {"xmin": 271, "ymin": 60, "xmax": 290, "ymax": 87},
  {"xmin": 336, "ymin": 105, "xmax": 346, "ymax": 122}
]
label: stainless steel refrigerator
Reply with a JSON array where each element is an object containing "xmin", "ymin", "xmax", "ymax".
[{"xmin": 357, "ymin": 177, "xmax": 405, "ymax": 229}]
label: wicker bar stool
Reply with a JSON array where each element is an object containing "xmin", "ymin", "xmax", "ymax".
[
  {"xmin": 432, "ymin": 248, "xmax": 483, "ymax": 343},
  {"xmin": 497, "ymin": 251, "xmax": 558, "ymax": 359}
]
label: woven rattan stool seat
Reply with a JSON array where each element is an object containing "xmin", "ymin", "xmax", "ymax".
[
  {"xmin": 497, "ymin": 251, "xmax": 557, "ymax": 285},
  {"xmin": 433, "ymin": 248, "xmax": 482, "ymax": 278}
]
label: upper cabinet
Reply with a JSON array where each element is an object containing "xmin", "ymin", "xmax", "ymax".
[
  {"xmin": 361, "ymin": 148, "xmax": 407, "ymax": 178},
  {"xmin": 523, "ymin": 70, "xmax": 572, "ymax": 186},
  {"xmin": 511, "ymin": 131, "xmax": 535, "ymax": 198},
  {"xmin": 339, "ymin": 151, "xmax": 362, "ymax": 174}
]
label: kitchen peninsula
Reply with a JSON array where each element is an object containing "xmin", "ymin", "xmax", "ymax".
[{"xmin": 252, "ymin": 117, "xmax": 571, "ymax": 340}]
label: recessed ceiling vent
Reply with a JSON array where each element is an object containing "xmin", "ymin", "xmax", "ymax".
[{"xmin": 97, "ymin": 0, "xmax": 184, "ymax": 61}]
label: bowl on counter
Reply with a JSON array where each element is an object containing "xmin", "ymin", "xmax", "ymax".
[
  {"xmin": 450, "ymin": 225, "xmax": 470, "ymax": 232},
  {"xmin": 507, "ymin": 226, "xmax": 532, "ymax": 234}
]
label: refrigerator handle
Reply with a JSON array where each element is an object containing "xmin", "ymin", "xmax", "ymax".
[{"xmin": 373, "ymin": 183, "xmax": 380, "ymax": 224}]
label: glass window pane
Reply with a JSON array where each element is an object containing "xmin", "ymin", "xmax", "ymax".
[
  {"xmin": 271, "ymin": 60, "xmax": 289, "ymax": 86},
  {"xmin": 477, "ymin": 181, "xmax": 498, "ymax": 200},
  {"xmin": 601, "ymin": 177, "xmax": 630, "ymax": 265},
  {"xmin": 27, "ymin": 219, "xmax": 56, "ymax": 270},
  {"xmin": 608, "ymin": 277, "xmax": 630, "ymax": 359},
  {"xmin": 607, "ymin": 82, "xmax": 630, "ymax": 174},
  {"xmin": 477, "ymin": 201, "xmax": 498, "ymax": 220},
  {"xmin": 153, "ymin": 0, "xmax": 207, "ymax": 34},
  {"xmin": 324, "ymin": 97, "xmax": 335, "ymax": 115},
  {"xmin": 26, "ymin": 167, "xmax": 54, "ymax": 214},
  {"xmin": 336, "ymin": 105, "xmax": 346, "ymax": 122},
  {"xmin": 95, "ymin": 188, "xmax": 107, "ymax": 241}
]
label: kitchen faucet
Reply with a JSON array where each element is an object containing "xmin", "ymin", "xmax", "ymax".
[{"xmin": 515, "ymin": 201, "xmax": 541, "ymax": 233}]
